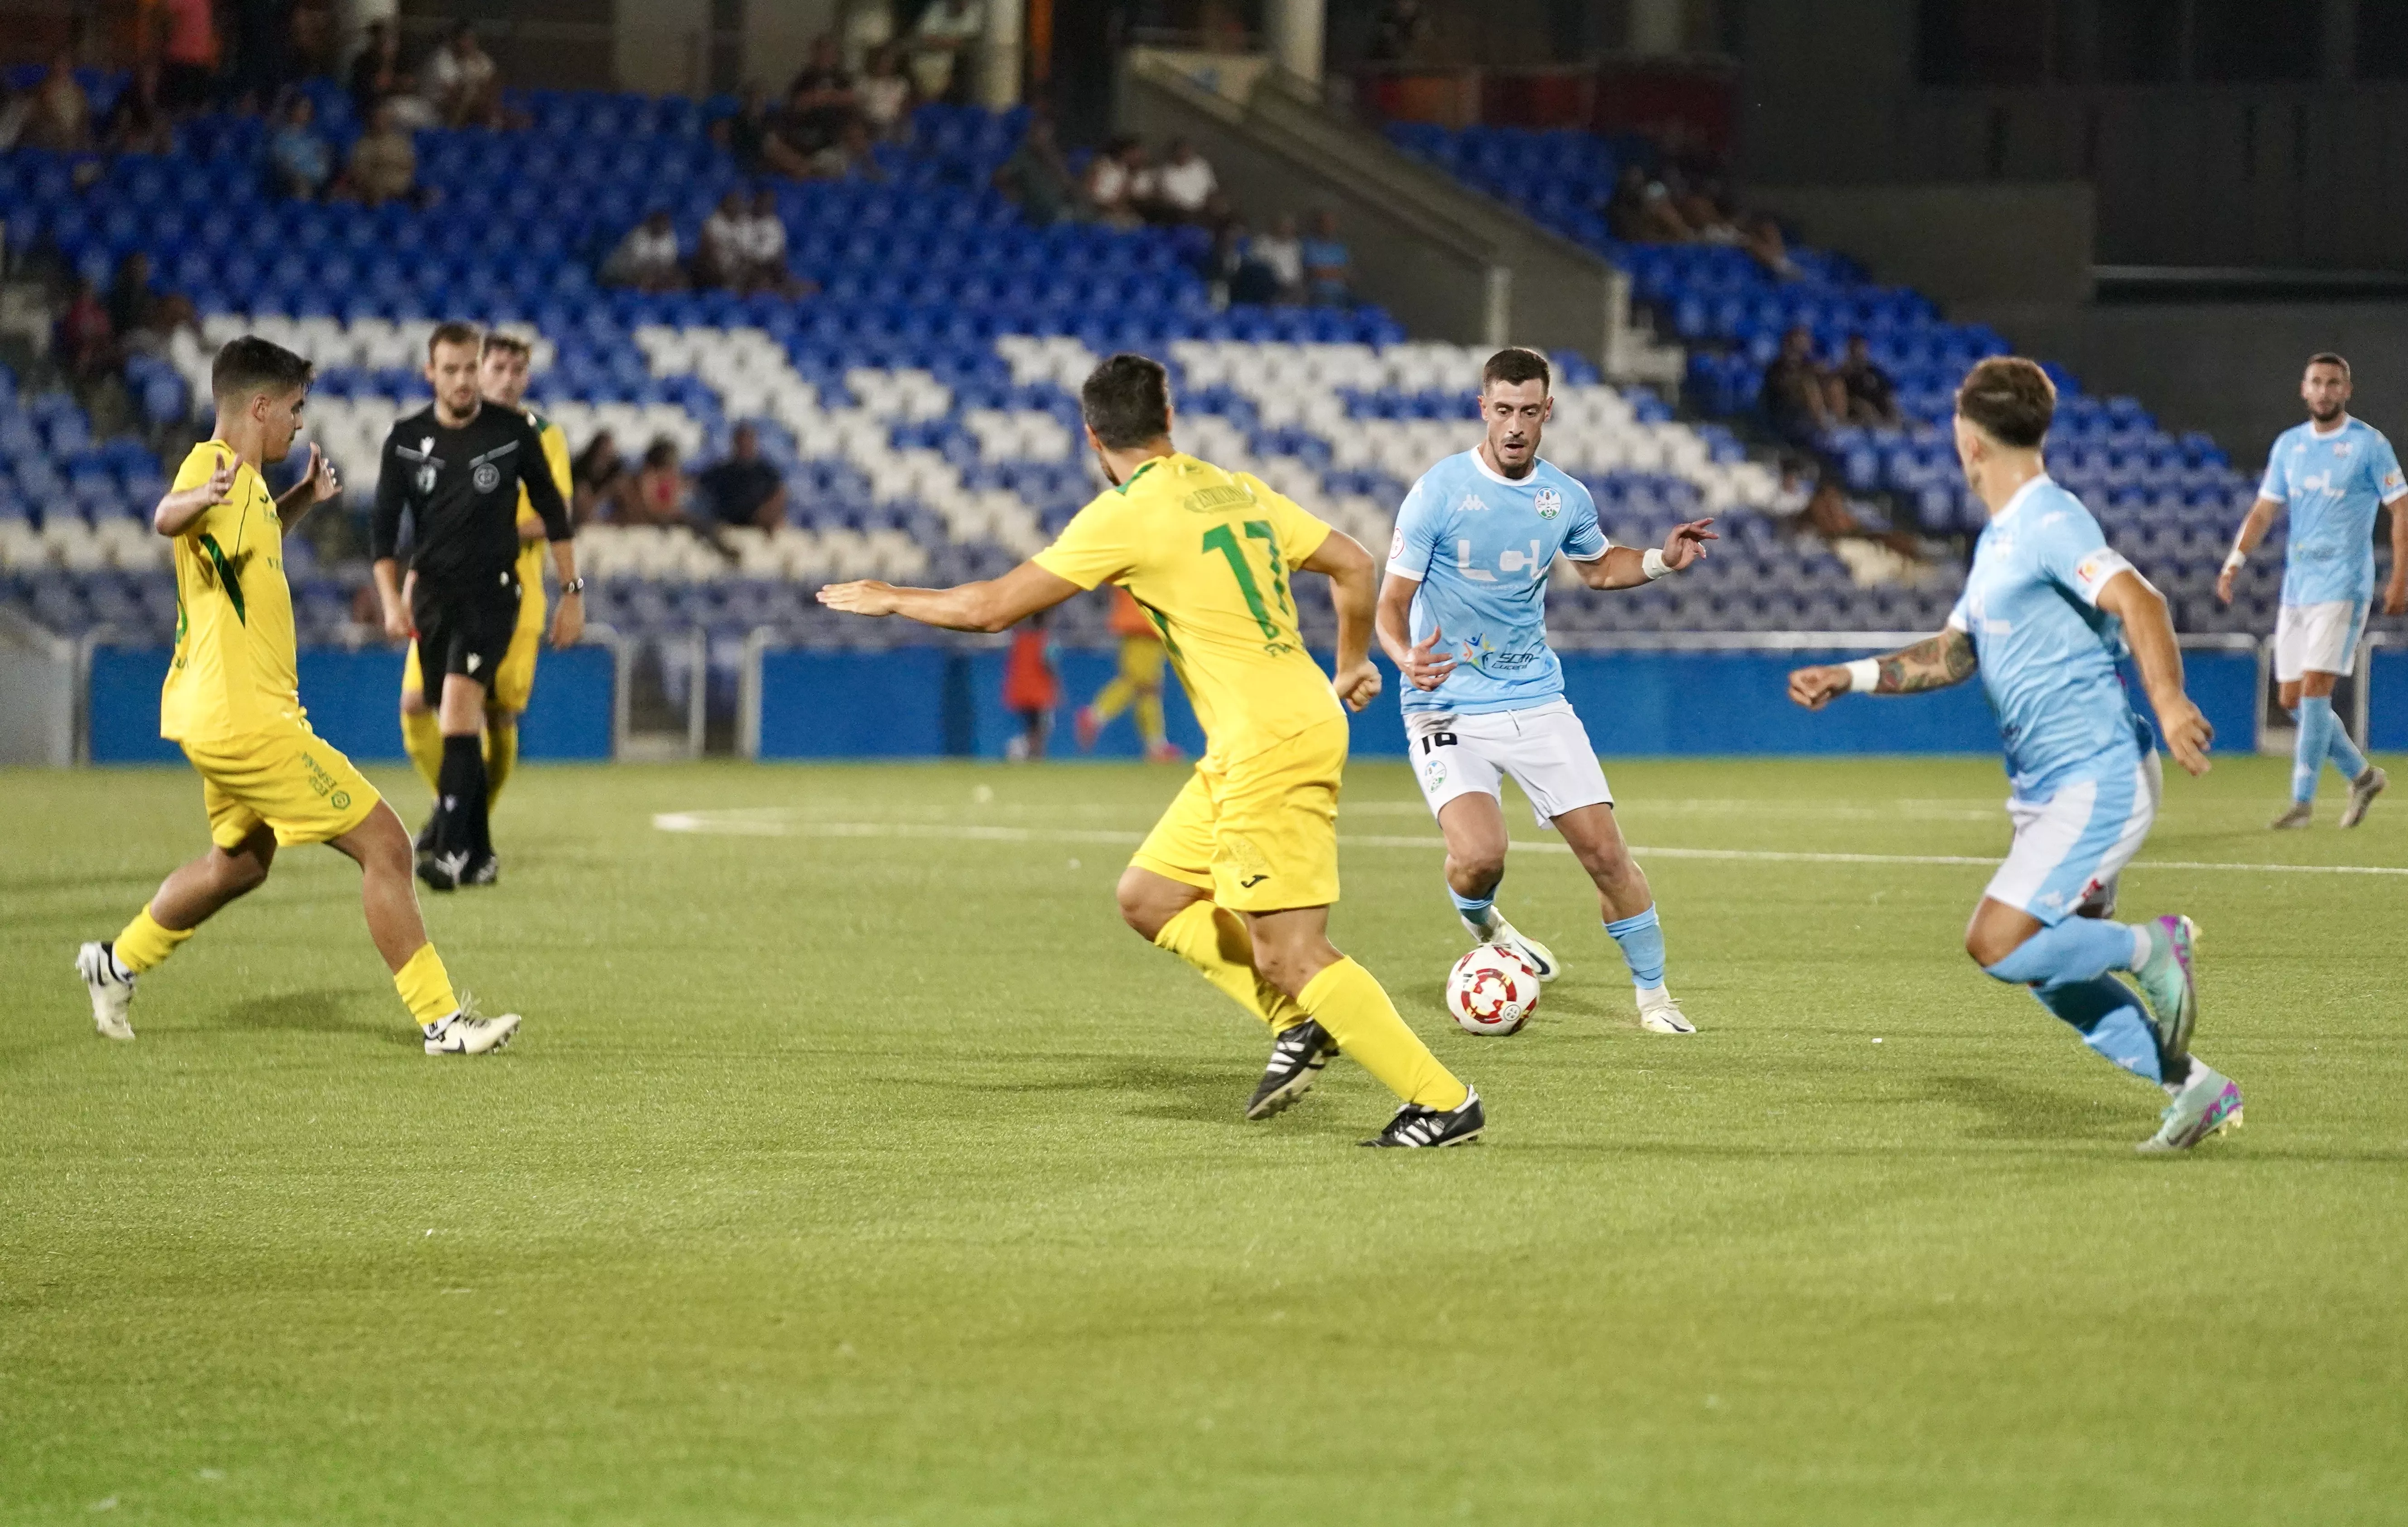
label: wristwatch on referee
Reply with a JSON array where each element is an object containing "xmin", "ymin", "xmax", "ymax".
[{"xmin": 559, "ymin": 577, "xmax": 586, "ymax": 597}]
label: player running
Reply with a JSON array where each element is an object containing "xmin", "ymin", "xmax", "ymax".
[
  {"xmin": 371, "ymin": 321, "xmax": 581, "ymax": 891},
  {"xmin": 75, "ymin": 336, "xmax": 521, "ymax": 1056},
  {"xmin": 1377, "ymin": 347, "xmax": 1714, "ymax": 1035},
  {"xmin": 1790, "ymin": 356, "xmax": 2241, "ymax": 1153},
  {"xmin": 2218, "ymin": 352, "xmax": 2405, "ymax": 829},
  {"xmin": 397, "ymin": 332, "xmax": 574, "ymax": 836},
  {"xmin": 820, "ymin": 352, "xmax": 1485, "ymax": 1147},
  {"xmin": 1074, "ymin": 585, "xmax": 1183, "ymax": 762}
]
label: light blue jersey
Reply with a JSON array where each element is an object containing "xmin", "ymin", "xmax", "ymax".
[
  {"xmin": 2258, "ymin": 416, "xmax": 2406, "ymax": 606},
  {"xmin": 1950, "ymin": 476, "xmax": 2149, "ymax": 798},
  {"xmin": 1386, "ymin": 450, "xmax": 1607, "ymax": 715}
]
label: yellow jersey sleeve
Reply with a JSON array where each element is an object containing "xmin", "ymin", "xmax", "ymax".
[
  {"xmin": 1031, "ymin": 493, "xmax": 1139, "ymax": 590},
  {"xmin": 515, "ymin": 415, "xmax": 573, "ymax": 534},
  {"xmin": 1238, "ymin": 473, "xmax": 1337, "ymax": 569}
]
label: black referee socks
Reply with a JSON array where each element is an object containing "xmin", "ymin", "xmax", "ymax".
[{"xmin": 433, "ymin": 732, "xmax": 491, "ymax": 860}]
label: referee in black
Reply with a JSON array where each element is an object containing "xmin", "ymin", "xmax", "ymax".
[{"xmin": 372, "ymin": 320, "xmax": 581, "ymax": 891}]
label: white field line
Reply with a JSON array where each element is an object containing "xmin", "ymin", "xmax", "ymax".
[{"xmin": 649, "ymin": 810, "xmax": 2408, "ymax": 876}]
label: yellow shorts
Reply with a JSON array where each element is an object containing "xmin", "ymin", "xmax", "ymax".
[
  {"xmin": 181, "ymin": 718, "xmax": 382, "ymax": 851},
  {"xmin": 1116, "ymin": 636, "xmax": 1165, "ymax": 687},
  {"xmin": 400, "ymin": 582, "xmax": 544, "ymax": 713},
  {"xmin": 1131, "ymin": 716, "xmax": 1347, "ymax": 913}
]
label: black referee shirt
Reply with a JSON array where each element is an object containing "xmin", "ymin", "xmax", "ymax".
[{"xmin": 371, "ymin": 402, "xmax": 572, "ymax": 592}]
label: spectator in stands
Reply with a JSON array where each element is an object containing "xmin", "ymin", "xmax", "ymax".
[
  {"xmin": 424, "ymin": 21, "xmax": 503, "ymax": 130},
  {"xmin": 1148, "ymin": 138, "xmax": 1218, "ymax": 224},
  {"xmin": 288, "ymin": 0, "xmax": 336, "ymax": 81},
  {"xmin": 55, "ymin": 276, "xmax": 116, "ymax": 386},
  {"xmin": 102, "ymin": 62, "xmax": 175, "ymax": 155},
  {"xmin": 1248, "ymin": 214, "xmax": 1306, "ymax": 304},
  {"xmin": 226, "ymin": 0, "xmax": 294, "ymax": 112},
  {"xmin": 1605, "ymin": 163, "xmax": 1690, "ymax": 243},
  {"xmin": 267, "ymin": 91, "xmax": 333, "ymax": 199},
  {"xmin": 1301, "ymin": 209, "xmax": 1353, "ymax": 305},
  {"xmin": 1206, "ymin": 215, "xmax": 1274, "ymax": 306},
  {"xmin": 857, "ymin": 44, "xmax": 914, "ymax": 140},
  {"xmin": 346, "ymin": 18, "xmax": 399, "ymax": 118},
  {"xmin": 155, "ymin": 0, "xmax": 221, "ymax": 113},
  {"xmin": 1676, "ymin": 181, "xmax": 1742, "ymax": 245},
  {"xmin": 810, "ymin": 118, "xmax": 886, "ymax": 182},
  {"xmin": 697, "ymin": 191, "xmax": 750, "ymax": 289},
  {"xmin": 1085, "ymin": 136, "xmax": 1146, "ymax": 228},
  {"xmin": 910, "ymin": 0, "xmax": 986, "ymax": 103},
  {"xmin": 341, "ymin": 98, "xmax": 425, "ymax": 207},
  {"xmin": 615, "ymin": 438, "xmax": 690, "ymax": 526},
  {"xmin": 995, "ymin": 113, "xmax": 1079, "ymax": 226},
  {"xmin": 718, "ymin": 82, "xmax": 776, "ymax": 175},
  {"xmin": 1763, "ymin": 325, "xmax": 1835, "ymax": 448},
  {"xmin": 602, "ymin": 211, "xmax": 688, "ymax": 292},
  {"xmin": 698, "ymin": 424, "xmax": 789, "ymax": 531},
  {"xmin": 784, "ymin": 35, "xmax": 858, "ymax": 153},
  {"xmin": 1745, "ymin": 214, "xmax": 1801, "ymax": 281},
  {"xmin": 21, "ymin": 53, "xmax": 93, "ymax": 153},
  {"xmin": 107, "ymin": 252, "xmax": 193, "ymax": 354},
  {"xmin": 0, "ymin": 79, "xmax": 31, "ymax": 152},
  {"xmin": 739, "ymin": 188, "xmax": 808, "ymax": 296},
  {"xmin": 1835, "ymin": 334, "xmax": 1899, "ymax": 427},
  {"xmin": 572, "ymin": 432, "xmax": 626, "ymax": 525}
]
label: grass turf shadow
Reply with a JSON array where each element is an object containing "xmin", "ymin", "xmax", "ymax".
[
  {"xmin": 1926, "ymin": 1071, "xmax": 2130, "ymax": 1142},
  {"xmin": 211, "ymin": 987, "xmax": 408, "ymax": 1043}
]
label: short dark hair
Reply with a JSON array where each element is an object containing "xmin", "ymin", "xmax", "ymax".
[
  {"xmin": 428, "ymin": 320, "xmax": 483, "ymax": 359},
  {"xmin": 1955, "ymin": 356, "xmax": 2056, "ymax": 448},
  {"xmin": 480, "ymin": 332, "xmax": 531, "ymax": 361},
  {"xmin": 210, "ymin": 335, "xmax": 313, "ymax": 402},
  {"xmin": 2307, "ymin": 352, "xmax": 2351, "ymax": 377},
  {"xmin": 1481, "ymin": 347, "xmax": 1550, "ymax": 394},
  {"xmin": 1080, "ymin": 352, "xmax": 1172, "ymax": 450}
]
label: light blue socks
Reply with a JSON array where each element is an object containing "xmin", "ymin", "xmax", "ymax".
[
  {"xmin": 1984, "ymin": 918, "xmax": 2163, "ymax": 1085},
  {"xmin": 1450, "ymin": 885, "xmax": 1498, "ymax": 934},
  {"xmin": 2293, "ymin": 696, "xmax": 2367, "ymax": 803},
  {"xmin": 1604, "ymin": 906, "xmax": 1667, "ymax": 992}
]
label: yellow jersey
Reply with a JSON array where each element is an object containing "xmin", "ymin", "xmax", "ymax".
[
  {"xmin": 159, "ymin": 441, "xmax": 302, "ymax": 743},
  {"xmin": 1034, "ymin": 452, "xmax": 1342, "ymax": 764},
  {"xmin": 512, "ymin": 411, "xmax": 574, "ymax": 590}
]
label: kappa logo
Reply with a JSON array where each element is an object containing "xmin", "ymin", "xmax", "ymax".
[
  {"xmin": 1533, "ymin": 487, "xmax": 1561, "ymax": 520},
  {"xmin": 2333, "ymin": 441, "xmax": 2354, "ymax": 457},
  {"xmin": 1459, "ymin": 493, "xmax": 1491, "ymax": 513}
]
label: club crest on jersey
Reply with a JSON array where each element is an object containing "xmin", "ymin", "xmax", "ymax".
[
  {"xmin": 1534, "ymin": 487, "xmax": 1561, "ymax": 519},
  {"xmin": 415, "ymin": 464, "xmax": 437, "ymax": 493},
  {"xmin": 472, "ymin": 462, "xmax": 502, "ymax": 493}
]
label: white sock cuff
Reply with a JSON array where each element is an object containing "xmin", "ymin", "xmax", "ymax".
[{"xmin": 2129, "ymin": 925, "xmax": 2152, "ymax": 968}]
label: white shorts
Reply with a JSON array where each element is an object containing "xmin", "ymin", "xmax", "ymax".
[
  {"xmin": 1406, "ymin": 698, "xmax": 1613, "ymax": 829},
  {"xmin": 1984, "ymin": 750, "xmax": 2161, "ymax": 925},
  {"xmin": 2274, "ymin": 599, "xmax": 2370, "ymax": 682}
]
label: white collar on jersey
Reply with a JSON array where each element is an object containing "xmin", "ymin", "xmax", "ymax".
[
  {"xmin": 1990, "ymin": 471, "xmax": 2054, "ymax": 526},
  {"xmin": 1469, "ymin": 444, "xmax": 1549, "ymax": 487},
  {"xmin": 2308, "ymin": 413, "xmax": 2354, "ymax": 440}
]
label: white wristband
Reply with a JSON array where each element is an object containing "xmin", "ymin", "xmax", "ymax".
[
  {"xmin": 1641, "ymin": 547, "xmax": 1671, "ymax": 580},
  {"xmin": 1843, "ymin": 658, "xmax": 1880, "ymax": 692}
]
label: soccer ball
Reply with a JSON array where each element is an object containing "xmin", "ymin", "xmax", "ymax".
[{"xmin": 1446, "ymin": 944, "xmax": 1541, "ymax": 1036}]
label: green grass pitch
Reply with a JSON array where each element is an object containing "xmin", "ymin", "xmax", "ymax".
[{"xmin": 4, "ymin": 751, "xmax": 2405, "ymax": 1525}]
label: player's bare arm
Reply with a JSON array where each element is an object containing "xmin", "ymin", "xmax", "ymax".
[
  {"xmin": 547, "ymin": 537, "xmax": 584, "ymax": 648},
  {"xmin": 819, "ymin": 559, "xmax": 1082, "ymax": 633},
  {"xmin": 1787, "ymin": 628, "xmax": 1977, "ymax": 709},
  {"xmin": 1570, "ymin": 518, "xmax": 1719, "ymax": 590},
  {"xmin": 2097, "ymin": 568, "xmax": 2212, "ymax": 776},
  {"xmin": 1303, "ymin": 528, "xmax": 1382, "ymax": 712},
  {"xmin": 152, "ymin": 459, "xmax": 236, "ymax": 537},
  {"xmin": 1374, "ymin": 572, "xmax": 1453, "ymax": 691},
  {"xmin": 272, "ymin": 443, "xmax": 341, "ymax": 532},
  {"xmin": 2387, "ymin": 493, "xmax": 2408, "ymax": 616},
  {"xmin": 2215, "ymin": 496, "xmax": 2282, "ymax": 604},
  {"xmin": 371, "ymin": 557, "xmax": 412, "ymax": 641}
]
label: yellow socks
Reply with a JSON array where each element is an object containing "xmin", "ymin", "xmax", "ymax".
[
  {"xmin": 394, "ymin": 942, "xmax": 460, "ymax": 1029},
  {"xmin": 483, "ymin": 717, "xmax": 518, "ymax": 808},
  {"xmin": 1136, "ymin": 693, "xmax": 1165, "ymax": 750},
  {"xmin": 1152, "ymin": 899, "xmax": 1310, "ymax": 1032},
  {"xmin": 113, "ymin": 905, "xmax": 194, "ymax": 974},
  {"xmin": 400, "ymin": 707, "xmax": 444, "ymax": 795},
  {"xmin": 1297, "ymin": 957, "xmax": 1469, "ymax": 1111}
]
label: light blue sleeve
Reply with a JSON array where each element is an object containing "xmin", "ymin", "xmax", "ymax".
[
  {"xmin": 1559, "ymin": 480, "xmax": 1608, "ymax": 561},
  {"xmin": 1385, "ymin": 472, "xmax": 1444, "ymax": 581},
  {"xmin": 2368, "ymin": 430, "xmax": 2407, "ymax": 506},
  {"xmin": 1947, "ymin": 585, "xmax": 1972, "ymax": 631},
  {"xmin": 2258, "ymin": 435, "xmax": 2291, "ymax": 502},
  {"xmin": 2034, "ymin": 502, "xmax": 2133, "ymax": 607}
]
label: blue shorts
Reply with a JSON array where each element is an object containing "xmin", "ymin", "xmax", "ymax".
[{"xmin": 1984, "ymin": 750, "xmax": 2162, "ymax": 924}]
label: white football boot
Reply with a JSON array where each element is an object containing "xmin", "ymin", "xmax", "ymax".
[
  {"xmin": 1637, "ymin": 987, "xmax": 1696, "ymax": 1034},
  {"xmin": 1463, "ymin": 912, "xmax": 1560, "ymax": 983},
  {"xmin": 423, "ymin": 997, "xmax": 522, "ymax": 1056},
  {"xmin": 74, "ymin": 942, "xmax": 137, "ymax": 1041}
]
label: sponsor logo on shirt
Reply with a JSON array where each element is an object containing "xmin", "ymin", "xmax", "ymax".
[{"xmin": 1389, "ymin": 525, "xmax": 1405, "ymax": 561}]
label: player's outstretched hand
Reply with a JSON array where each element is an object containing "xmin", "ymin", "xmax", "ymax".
[
  {"xmin": 1334, "ymin": 658, "xmax": 1382, "ymax": 712},
  {"xmin": 2214, "ymin": 566, "xmax": 2237, "ymax": 605},
  {"xmin": 2158, "ymin": 696, "xmax": 2214, "ymax": 776},
  {"xmin": 818, "ymin": 580, "xmax": 900, "ymax": 617},
  {"xmin": 203, "ymin": 458, "xmax": 237, "ymax": 505},
  {"xmin": 549, "ymin": 589, "xmax": 584, "ymax": 649},
  {"xmin": 1401, "ymin": 623, "xmax": 1454, "ymax": 691},
  {"xmin": 296, "ymin": 443, "xmax": 341, "ymax": 505},
  {"xmin": 1662, "ymin": 517, "xmax": 1718, "ymax": 571},
  {"xmin": 1787, "ymin": 664, "xmax": 1850, "ymax": 710}
]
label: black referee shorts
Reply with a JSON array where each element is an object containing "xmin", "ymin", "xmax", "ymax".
[{"xmin": 411, "ymin": 573, "xmax": 521, "ymax": 706}]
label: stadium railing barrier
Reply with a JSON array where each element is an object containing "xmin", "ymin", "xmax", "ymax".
[{"xmin": 738, "ymin": 631, "xmax": 2269, "ymax": 763}]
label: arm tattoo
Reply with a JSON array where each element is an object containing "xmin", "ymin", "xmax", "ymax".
[{"xmin": 1874, "ymin": 629, "xmax": 1978, "ymax": 694}]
